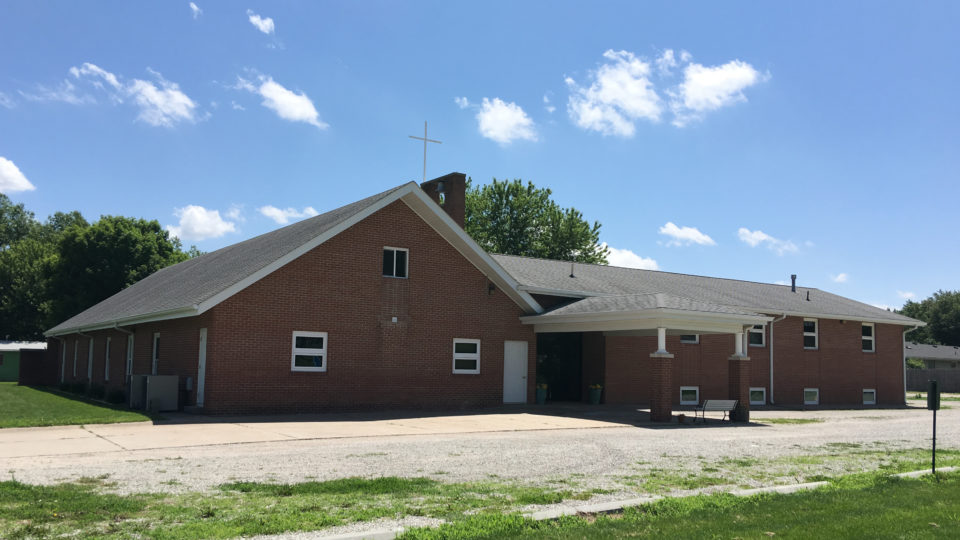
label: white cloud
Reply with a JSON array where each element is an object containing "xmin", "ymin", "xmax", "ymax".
[
  {"xmin": 237, "ymin": 75, "xmax": 327, "ymax": 128},
  {"xmin": 566, "ymin": 49, "xmax": 662, "ymax": 137},
  {"xmin": 231, "ymin": 100, "xmax": 245, "ymax": 111},
  {"xmin": 189, "ymin": 2, "xmax": 202, "ymax": 19},
  {"xmin": 247, "ymin": 9, "xmax": 275, "ymax": 34},
  {"xmin": 476, "ymin": 97, "xmax": 537, "ymax": 144},
  {"xmin": 0, "ymin": 157, "xmax": 36, "ymax": 193},
  {"xmin": 225, "ymin": 204, "xmax": 245, "ymax": 222},
  {"xmin": 70, "ymin": 62, "xmax": 121, "ymax": 91},
  {"xmin": 658, "ymin": 222, "xmax": 715, "ymax": 247},
  {"xmin": 259, "ymin": 205, "xmax": 319, "ymax": 225},
  {"xmin": 0, "ymin": 91, "xmax": 15, "ymax": 109},
  {"xmin": 602, "ymin": 243, "xmax": 659, "ymax": 270},
  {"xmin": 127, "ymin": 70, "xmax": 200, "ymax": 127},
  {"xmin": 831, "ymin": 273, "xmax": 849, "ymax": 283},
  {"xmin": 656, "ymin": 49, "xmax": 677, "ymax": 75},
  {"xmin": 454, "ymin": 96, "xmax": 470, "ymax": 109},
  {"xmin": 543, "ymin": 94, "xmax": 555, "ymax": 114},
  {"xmin": 166, "ymin": 205, "xmax": 237, "ymax": 241},
  {"xmin": 897, "ymin": 291, "xmax": 916, "ymax": 300},
  {"xmin": 737, "ymin": 227, "xmax": 798, "ymax": 255},
  {"xmin": 19, "ymin": 79, "xmax": 94, "ymax": 105},
  {"xmin": 671, "ymin": 59, "xmax": 765, "ymax": 127}
]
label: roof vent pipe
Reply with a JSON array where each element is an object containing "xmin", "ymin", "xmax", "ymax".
[
  {"xmin": 569, "ymin": 262, "xmax": 575, "ymax": 278},
  {"xmin": 806, "ymin": 290, "xmax": 810, "ymax": 301},
  {"xmin": 791, "ymin": 274, "xmax": 797, "ymax": 293}
]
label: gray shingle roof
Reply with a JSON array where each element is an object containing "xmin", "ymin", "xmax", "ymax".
[
  {"xmin": 904, "ymin": 342, "xmax": 960, "ymax": 360},
  {"xmin": 492, "ymin": 254, "xmax": 921, "ymax": 325},
  {"xmin": 47, "ymin": 183, "xmax": 411, "ymax": 335},
  {"xmin": 531, "ymin": 293, "xmax": 764, "ymax": 318}
]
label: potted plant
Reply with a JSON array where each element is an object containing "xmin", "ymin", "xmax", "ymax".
[
  {"xmin": 588, "ymin": 383, "xmax": 603, "ymax": 405},
  {"xmin": 536, "ymin": 383, "xmax": 548, "ymax": 405}
]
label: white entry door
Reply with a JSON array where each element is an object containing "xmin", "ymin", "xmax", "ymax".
[{"xmin": 503, "ymin": 341, "xmax": 528, "ymax": 403}]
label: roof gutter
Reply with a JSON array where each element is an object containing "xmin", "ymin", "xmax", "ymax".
[
  {"xmin": 44, "ymin": 306, "xmax": 199, "ymax": 338},
  {"xmin": 903, "ymin": 325, "xmax": 920, "ymax": 404},
  {"xmin": 768, "ymin": 313, "xmax": 787, "ymax": 405}
]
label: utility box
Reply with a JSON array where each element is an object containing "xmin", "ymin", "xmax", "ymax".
[
  {"xmin": 928, "ymin": 380, "xmax": 940, "ymax": 411},
  {"xmin": 129, "ymin": 374, "xmax": 148, "ymax": 409},
  {"xmin": 145, "ymin": 375, "xmax": 179, "ymax": 412}
]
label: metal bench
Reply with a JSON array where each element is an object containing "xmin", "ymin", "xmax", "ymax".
[{"xmin": 694, "ymin": 399, "xmax": 739, "ymax": 423}]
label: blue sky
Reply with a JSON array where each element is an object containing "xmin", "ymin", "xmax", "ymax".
[{"xmin": 1, "ymin": 1, "xmax": 957, "ymax": 310}]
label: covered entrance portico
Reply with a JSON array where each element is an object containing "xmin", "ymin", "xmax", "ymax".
[{"xmin": 521, "ymin": 293, "xmax": 772, "ymax": 422}]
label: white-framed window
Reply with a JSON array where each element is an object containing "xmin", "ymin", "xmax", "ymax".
[
  {"xmin": 73, "ymin": 339, "xmax": 78, "ymax": 377},
  {"xmin": 803, "ymin": 318, "xmax": 818, "ymax": 350},
  {"xmin": 104, "ymin": 337, "xmax": 111, "ymax": 382},
  {"xmin": 862, "ymin": 323, "xmax": 875, "ymax": 353},
  {"xmin": 680, "ymin": 386, "xmax": 700, "ymax": 405},
  {"xmin": 87, "ymin": 338, "xmax": 94, "ymax": 381},
  {"xmin": 291, "ymin": 331, "xmax": 327, "ymax": 372},
  {"xmin": 152, "ymin": 333, "xmax": 160, "ymax": 375},
  {"xmin": 749, "ymin": 387, "xmax": 766, "ymax": 405},
  {"xmin": 125, "ymin": 334, "xmax": 134, "ymax": 381},
  {"xmin": 382, "ymin": 247, "xmax": 409, "ymax": 278},
  {"xmin": 452, "ymin": 338, "xmax": 481, "ymax": 374},
  {"xmin": 679, "ymin": 334, "xmax": 699, "ymax": 344},
  {"xmin": 863, "ymin": 388, "xmax": 876, "ymax": 405},
  {"xmin": 804, "ymin": 388, "xmax": 820, "ymax": 405},
  {"xmin": 749, "ymin": 324, "xmax": 765, "ymax": 347}
]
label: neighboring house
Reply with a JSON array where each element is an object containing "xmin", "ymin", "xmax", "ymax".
[
  {"xmin": 905, "ymin": 342, "xmax": 960, "ymax": 369},
  {"xmin": 44, "ymin": 173, "xmax": 924, "ymax": 419},
  {"xmin": 0, "ymin": 341, "xmax": 47, "ymax": 382}
]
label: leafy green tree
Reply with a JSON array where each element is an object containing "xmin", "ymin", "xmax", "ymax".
[
  {"xmin": 0, "ymin": 194, "xmax": 38, "ymax": 250},
  {"xmin": 464, "ymin": 178, "xmax": 608, "ymax": 264},
  {"xmin": 47, "ymin": 216, "xmax": 189, "ymax": 325},
  {"xmin": 900, "ymin": 290, "xmax": 960, "ymax": 346}
]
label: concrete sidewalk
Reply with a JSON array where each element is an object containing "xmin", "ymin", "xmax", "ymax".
[{"xmin": 0, "ymin": 408, "xmax": 639, "ymax": 459}]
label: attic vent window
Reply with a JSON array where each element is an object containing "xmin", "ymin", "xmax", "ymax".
[{"xmin": 382, "ymin": 247, "xmax": 408, "ymax": 278}]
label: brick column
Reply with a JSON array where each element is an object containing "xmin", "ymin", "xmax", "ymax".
[
  {"xmin": 650, "ymin": 352, "xmax": 674, "ymax": 422},
  {"xmin": 728, "ymin": 355, "xmax": 751, "ymax": 422}
]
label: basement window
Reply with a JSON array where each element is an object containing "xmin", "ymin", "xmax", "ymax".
[
  {"xmin": 453, "ymin": 339, "xmax": 480, "ymax": 374},
  {"xmin": 680, "ymin": 386, "xmax": 699, "ymax": 405},
  {"xmin": 291, "ymin": 331, "xmax": 327, "ymax": 372},
  {"xmin": 679, "ymin": 334, "xmax": 699, "ymax": 344},
  {"xmin": 862, "ymin": 323, "xmax": 875, "ymax": 353},
  {"xmin": 749, "ymin": 325, "xmax": 765, "ymax": 347},
  {"xmin": 803, "ymin": 319, "xmax": 818, "ymax": 350},
  {"xmin": 863, "ymin": 389, "xmax": 876, "ymax": 405},
  {"xmin": 750, "ymin": 387, "xmax": 766, "ymax": 405},
  {"xmin": 382, "ymin": 247, "xmax": 408, "ymax": 278},
  {"xmin": 804, "ymin": 388, "xmax": 819, "ymax": 405}
]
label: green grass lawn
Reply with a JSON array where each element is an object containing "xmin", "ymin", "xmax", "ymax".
[
  {"xmin": 401, "ymin": 473, "xmax": 960, "ymax": 539},
  {"xmin": 0, "ymin": 382, "xmax": 152, "ymax": 428}
]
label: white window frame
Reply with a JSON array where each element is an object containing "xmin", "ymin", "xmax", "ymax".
[
  {"xmin": 73, "ymin": 339, "xmax": 78, "ymax": 377},
  {"xmin": 291, "ymin": 331, "xmax": 328, "ymax": 372},
  {"xmin": 749, "ymin": 325, "xmax": 765, "ymax": 347},
  {"xmin": 804, "ymin": 388, "xmax": 820, "ymax": 405},
  {"xmin": 151, "ymin": 332, "xmax": 160, "ymax": 375},
  {"xmin": 679, "ymin": 334, "xmax": 699, "ymax": 344},
  {"xmin": 863, "ymin": 388, "xmax": 876, "ymax": 405},
  {"xmin": 680, "ymin": 386, "xmax": 700, "ymax": 405},
  {"xmin": 452, "ymin": 338, "xmax": 481, "ymax": 374},
  {"xmin": 104, "ymin": 337, "xmax": 111, "ymax": 382},
  {"xmin": 87, "ymin": 338, "xmax": 94, "ymax": 381},
  {"xmin": 862, "ymin": 323, "xmax": 875, "ymax": 353},
  {"xmin": 382, "ymin": 246, "xmax": 409, "ymax": 279},
  {"xmin": 803, "ymin": 318, "xmax": 818, "ymax": 350},
  {"xmin": 125, "ymin": 334, "xmax": 134, "ymax": 381},
  {"xmin": 749, "ymin": 387, "xmax": 766, "ymax": 405}
]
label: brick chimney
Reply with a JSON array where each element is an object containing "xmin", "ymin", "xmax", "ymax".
[{"xmin": 420, "ymin": 172, "xmax": 466, "ymax": 228}]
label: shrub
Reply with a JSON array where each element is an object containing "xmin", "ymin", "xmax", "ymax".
[
  {"xmin": 59, "ymin": 382, "xmax": 70, "ymax": 392},
  {"xmin": 88, "ymin": 384, "xmax": 106, "ymax": 400},
  {"xmin": 69, "ymin": 382, "xmax": 88, "ymax": 395},
  {"xmin": 106, "ymin": 389, "xmax": 127, "ymax": 405}
]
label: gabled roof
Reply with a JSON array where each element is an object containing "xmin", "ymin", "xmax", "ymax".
[
  {"xmin": 47, "ymin": 182, "xmax": 541, "ymax": 336},
  {"xmin": 904, "ymin": 342, "xmax": 960, "ymax": 360},
  {"xmin": 494, "ymin": 254, "xmax": 922, "ymax": 326},
  {"xmin": 531, "ymin": 293, "xmax": 763, "ymax": 319}
]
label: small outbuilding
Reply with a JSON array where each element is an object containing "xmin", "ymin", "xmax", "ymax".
[{"xmin": 0, "ymin": 341, "xmax": 47, "ymax": 382}]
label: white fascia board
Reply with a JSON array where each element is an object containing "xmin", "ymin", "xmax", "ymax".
[
  {"xmin": 759, "ymin": 309, "xmax": 925, "ymax": 327},
  {"xmin": 532, "ymin": 317, "xmax": 749, "ymax": 335},
  {"xmin": 194, "ymin": 184, "xmax": 421, "ymax": 316},
  {"xmin": 44, "ymin": 306, "xmax": 199, "ymax": 337},
  {"xmin": 521, "ymin": 308, "xmax": 771, "ymax": 326},
  {"xmin": 400, "ymin": 190, "xmax": 543, "ymax": 314},
  {"xmin": 516, "ymin": 286, "xmax": 599, "ymax": 298}
]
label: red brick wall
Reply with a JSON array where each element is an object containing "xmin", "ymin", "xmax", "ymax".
[
  {"xmin": 603, "ymin": 318, "xmax": 905, "ymax": 406},
  {"xmin": 198, "ymin": 200, "xmax": 535, "ymax": 414}
]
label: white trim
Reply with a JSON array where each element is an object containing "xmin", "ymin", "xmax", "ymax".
[
  {"xmin": 749, "ymin": 324, "xmax": 765, "ymax": 347},
  {"xmin": 151, "ymin": 332, "xmax": 160, "ymax": 375},
  {"xmin": 516, "ymin": 286, "xmax": 596, "ymax": 298},
  {"xmin": 453, "ymin": 338, "xmax": 481, "ymax": 374},
  {"xmin": 291, "ymin": 331, "xmax": 328, "ymax": 372},
  {"xmin": 862, "ymin": 322, "xmax": 875, "ymax": 353},
  {"xmin": 125, "ymin": 334, "xmax": 134, "ymax": 381},
  {"xmin": 680, "ymin": 386, "xmax": 699, "ymax": 405},
  {"xmin": 197, "ymin": 328, "xmax": 207, "ymax": 406},
  {"xmin": 382, "ymin": 246, "xmax": 409, "ymax": 278},
  {"xmin": 46, "ymin": 306, "xmax": 198, "ymax": 337},
  {"xmin": 60, "ymin": 341, "xmax": 66, "ymax": 383},
  {"xmin": 862, "ymin": 388, "xmax": 876, "ymax": 405},
  {"xmin": 87, "ymin": 338, "xmax": 94, "ymax": 381},
  {"xmin": 749, "ymin": 387, "xmax": 766, "ymax": 405},
  {"xmin": 679, "ymin": 334, "xmax": 699, "ymax": 344},
  {"xmin": 803, "ymin": 387, "xmax": 819, "ymax": 405},
  {"xmin": 73, "ymin": 339, "xmax": 78, "ymax": 377},
  {"xmin": 522, "ymin": 308, "xmax": 772, "ymax": 325},
  {"xmin": 104, "ymin": 337, "xmax": 111, "ymax": 382},
  {"xmin": 803, "ymin": 318, "xmax": 818, "ymax": 350}
]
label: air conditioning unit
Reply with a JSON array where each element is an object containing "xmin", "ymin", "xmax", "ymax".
[{"xmin": 145, "ymin": 375, "xmax": 179, "ymax": 412}]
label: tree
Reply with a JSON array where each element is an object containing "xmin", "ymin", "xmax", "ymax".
[
  {"xmin": 899, "ymin": 290, "xmax": 960, "ymax": 346},
  {"xmin": 464, "ymin": 178, "xmax": 608, "ymax": 264},
  {"xmin": 47, "ymin": 216, "xmax": 189, "ymax": 325},
  {"xmin": 0, "ymin": 194, "xmax": 37, "ymax": 250}
]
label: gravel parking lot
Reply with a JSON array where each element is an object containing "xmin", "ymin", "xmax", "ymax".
[{"xmin": 5, "ymin": 401, "xmax": 955, "ymax": 498}]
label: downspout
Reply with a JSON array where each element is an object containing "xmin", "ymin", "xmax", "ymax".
[
  {"xmin": 114, "ymin": 324, "xmax": 135, "ymax": 386},
  {"xmin": 76, "ymin": 330, "xmax": 92, "ymax": 381},
  {"xmin": 769, "ymin": 313, "xmax": 787, "ymax": 405},
  {"xmin": 903, "ymin": 325, "xmax": 920, "ymax": 404}
]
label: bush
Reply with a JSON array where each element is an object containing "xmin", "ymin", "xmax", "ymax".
[
  {"xmin": 59, "ymin": 382, "xmax": 70, "ymax": 392},
  {"xmin": 88, "ymin": 384, "xmax": 105, "ymax": 400},
  {"xmin": 69, "ymin": 382, "xmax": 87, "ymax": 395},
  {"xmin": 106, "ymin": 389, "xmax": 126, "ymax": 405}
]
